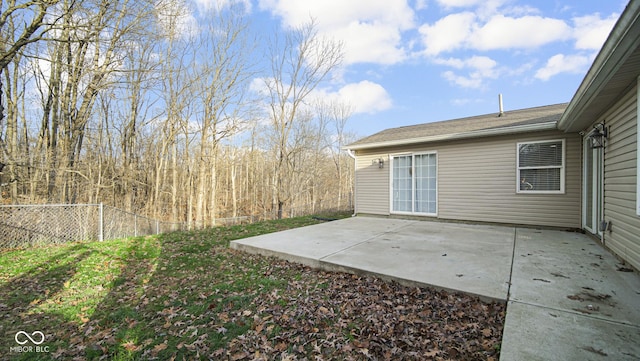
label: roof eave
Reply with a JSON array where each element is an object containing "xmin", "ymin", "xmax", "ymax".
[
  {"xmin": 558, "ymin": 0, "xmax": 640, "ymax": 132},
  {"xmin": 343, "ymin": 121, "xmax": 558, "ymax": 151}
]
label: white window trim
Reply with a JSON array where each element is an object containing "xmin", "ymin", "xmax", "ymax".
[
  {"xmin": 389, "ymin": 151, "xmax": 438, "ymax": 216},
  {"xmin": 516, "ymin": 139, "xmax": 566, "ymax": 194}
]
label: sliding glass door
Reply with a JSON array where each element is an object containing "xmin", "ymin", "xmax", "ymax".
[
  {"xmin": 392, "ymin": 155, "xmax": 413, "ymax": 212},
  {"xmin": 392, "ymin": 153, "xmax": 437, "ymax": 215}
]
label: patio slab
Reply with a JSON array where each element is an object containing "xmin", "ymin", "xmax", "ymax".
[
  {"xmin": 500, "ymin": 228, "xmax": 640, "ymax": 360},
  {"xmin": 321, "ymin": 221, "xmax": 514, "ymax": 301},
  {"xmin": 230, "ymin": 217, "xmax": 640, "ymax": 360},
  {"xmin": 500, "ymin": 302, "xmax": 640, "ymax": 361},
  {"xmin": 231, "ymin": 217, "xmax": 514, "ymax": 301},
  {"xmin": 230, "ymin": 217, "xmax": 417, "ymax": 267}
]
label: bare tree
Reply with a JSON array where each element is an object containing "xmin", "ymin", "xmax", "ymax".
[
  {"xmin": 152, "ymin": 0, "xmax": 194, "ymax": 219},
  {"xmin": 327, "ymin": 100, "xmax": 353, "ymax": 208},
  {"xmin": 263, "ymin": 19, "xmax": 343, "ymax": 218},
  {"xmin": 0, "ymin": 1, "xmax": 354, "ymax": 225},
  {"xmin": 0, "ymin": 0, "xmax": 60, "ymax": 70},
  {"xmin": 191, "ymin": 4, "xmax": 254, "ymax": 226},
  {"xmin": 115, "ymin": 29, "xmax": 160, "ymax": 212},
  {"xmin": 0, "ymin": 0, "xmax": 62, "ymax": 199},
  {"xmin": 26, "ymin": 0, "xmax": 158, "ymax": 202}
]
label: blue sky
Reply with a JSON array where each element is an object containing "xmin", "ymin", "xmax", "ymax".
[{"xmin": 194, "ymin": 0, "xmax": 627, "ymax": 138}]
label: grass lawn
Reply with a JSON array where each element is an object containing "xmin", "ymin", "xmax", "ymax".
[{"xmin": 0, "ymin": 213, "xmax": 504, "ymax": 360}]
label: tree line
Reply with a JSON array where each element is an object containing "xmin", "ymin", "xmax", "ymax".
[{"xmin": 0, "ymin": 0, "xmax": 355, "ymax": 227}]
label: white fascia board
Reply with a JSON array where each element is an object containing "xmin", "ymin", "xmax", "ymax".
[
  {"xmin": 343, "ymin": 121, "xmax": 558, "ymax": 151},
  {"xmin": 559, "ymin": 1, "xmax": 640, "ymax": 132}
]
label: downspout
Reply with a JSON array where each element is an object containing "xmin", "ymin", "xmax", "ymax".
[
  {"xmin": 346, "ymin": 149, "xmax": 357, "ymax": 217},
  {"xmin": 601, "ymin": 119, "xmax": 608, "ymax": 246}
]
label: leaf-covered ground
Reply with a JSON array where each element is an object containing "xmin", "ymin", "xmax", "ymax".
[{"xmin": 0, "ymin": 214, "xmax": 505, "ymax": 360}]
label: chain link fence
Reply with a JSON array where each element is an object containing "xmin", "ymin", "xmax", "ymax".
[
  {"xmin": 210, "ymin": 196, "xmax": 353, "ymax": 227},
  {"xmin": 0, "ymin": 204, "xmax": 185, "ymax": 248},
  {"xmin": 0, "ymin": 197, "xmax": 353, "ymax": 248}
]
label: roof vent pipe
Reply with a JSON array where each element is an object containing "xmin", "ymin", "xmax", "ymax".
[{"xmin": 498, "ymin": 94, "xmax": 504, "ymax": 117}]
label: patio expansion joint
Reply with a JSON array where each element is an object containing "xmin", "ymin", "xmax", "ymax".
[
  {"xmin": 508, "ymin": 299, "xmax": 640, "ymax": 330},
  {"xmin": 506, "ymin": 227, "xmax": 518, "ymax": 302},
  {"xmin": 318, "ymin": 220, "xmax": 420, "ymax": 261}
]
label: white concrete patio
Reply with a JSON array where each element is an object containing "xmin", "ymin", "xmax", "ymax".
[{"xmin": 230, "ymin": 216, "xmax": 640, "ymax": 360}]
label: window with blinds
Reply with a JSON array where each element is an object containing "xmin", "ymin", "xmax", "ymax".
[{"xmin": 517, "ymin": 139, "xmax": 565, "ymax": 193}]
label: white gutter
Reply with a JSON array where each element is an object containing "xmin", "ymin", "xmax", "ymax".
[
  {"xmin": 345, "ymin": 149, "xmax": 356, "ymax": 159},
  {"xmin": 344, "ymin": 121, "xmax": 558, "ymax": 151}
]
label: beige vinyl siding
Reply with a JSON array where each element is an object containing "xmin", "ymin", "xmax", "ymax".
[
  {"xmin": 353, "ymin": 130, "xmax": 581, "ymax": 228},
  {"xmin": 437, "ymin": 131, "xmax": 580, "ymax": 228},
  {"xmin": 354, "ymin": 152, "xmax": 390, "ymax": 215},
  {"xmin": 601, "ymin": 85, "xmax": 640, "ymax": 270}
]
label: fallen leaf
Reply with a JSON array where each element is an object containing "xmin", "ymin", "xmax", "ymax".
[
  {"xmin": 122, "ymin": 341, "xmax": 139, "ymax": 352},
  {"xmin": 424, "ymin": 349, "xmax": 439, "ymax": 357},
  {"xmin": 231, "ymin": 351, "xmax": 249, "ymax": 360},
  {"xmin": 153, "ymin": 342, "xmax": 168, "ymax": 353}
]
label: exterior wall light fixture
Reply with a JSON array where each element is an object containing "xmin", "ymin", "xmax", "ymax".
[{"xmin": 589, "ymin": 123, "xmax": 608, "ymax": 149}]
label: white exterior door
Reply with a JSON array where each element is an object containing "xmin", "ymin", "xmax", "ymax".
[{"xmin": 583, "ymin": 138, "xmax": 603, "ymax": 237}]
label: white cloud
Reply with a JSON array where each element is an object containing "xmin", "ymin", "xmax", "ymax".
[
  {"xmin": 250, "ymin": 77, "xmax": 392, "ymax": 115},
  {"xmin": 312, "ymin": 81, "xmax": 392, "ymax": 114},
  {"xmin": 337, "ymin": 81, "xmax": 393, "ymax": 113},
  {"xmin": 257, "ymin": 0, "xmax": 415, "ymax": 65},
  {"xmin": 436, "ymin": 0, "xmax": 484, "ymax": 8},
  {"xmin": 434, "ymin": 55, "xmax": 495, "ymax": 70},
  {"xmin": 466, "ymin": 56, "xmax": 498, "ymax": 73},
  {"xmin": 421, "ymin": 13, "xmax": 572, "ymax": 56},
  {"xmin": 443, "ymin": 71, "xmax": 483, "ymax": 89},
  {"xmin": 437, "ymin": 55, "xmax": 498, "ymax": 89},
  {"xmin": 193, "ymin": 0, "xmax": 252, "ymax": 12},
  {"xmin": 470, "ymin": 15, "xmax": 572, "ymax": 51},
  {"xmin": 249, "ymin": 77, "xmax": 268, "ymax": 95},
  {"xmin": 572, "ymin": 13, "xmax": 618, "ymax": 50},
  {"xmin": 435, "ymin": 0, "xmax": 509, "ymax": 18},
  {"xmin": 534, "ymin": 53, "xmax": 591, "ymax": 81},
  {"xmin": 258, "ymin": 0, "xmax": 414, "ymax": 30},
  {"xmin": 331, "ymin": 22, "xmax": 406, "ymax": 64},
  {"xmin": 415, "ymin": 0, "xmax": 428, "ymax": 11},
  {"xmin": 419, "ymin": 12, "xmax": 476, "ymax": 55}
]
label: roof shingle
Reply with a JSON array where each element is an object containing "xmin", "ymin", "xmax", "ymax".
[{"xmin": 347, "ymin": 103, "xmax": 567, "ymax": 149}]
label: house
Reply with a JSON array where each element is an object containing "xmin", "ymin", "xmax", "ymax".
[
  {"xmin": 557, "ymin": 0, "xmax": 640, "ymax": 271},
  {"xmin": 345, "ymin": 0, "xmax": 640, "ymax": 270}
]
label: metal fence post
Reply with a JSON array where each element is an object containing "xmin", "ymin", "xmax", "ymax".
[
  {"xmin": 99, "ymin": 203, "xmax": 104, "ymax": 242},
  {"xmin": 134, "ymin": 214, "xmax": 137, "ymax": 237},
  {"xmin": 156, "ymin": 220, "xmax": 159, "ymax": 234}
]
